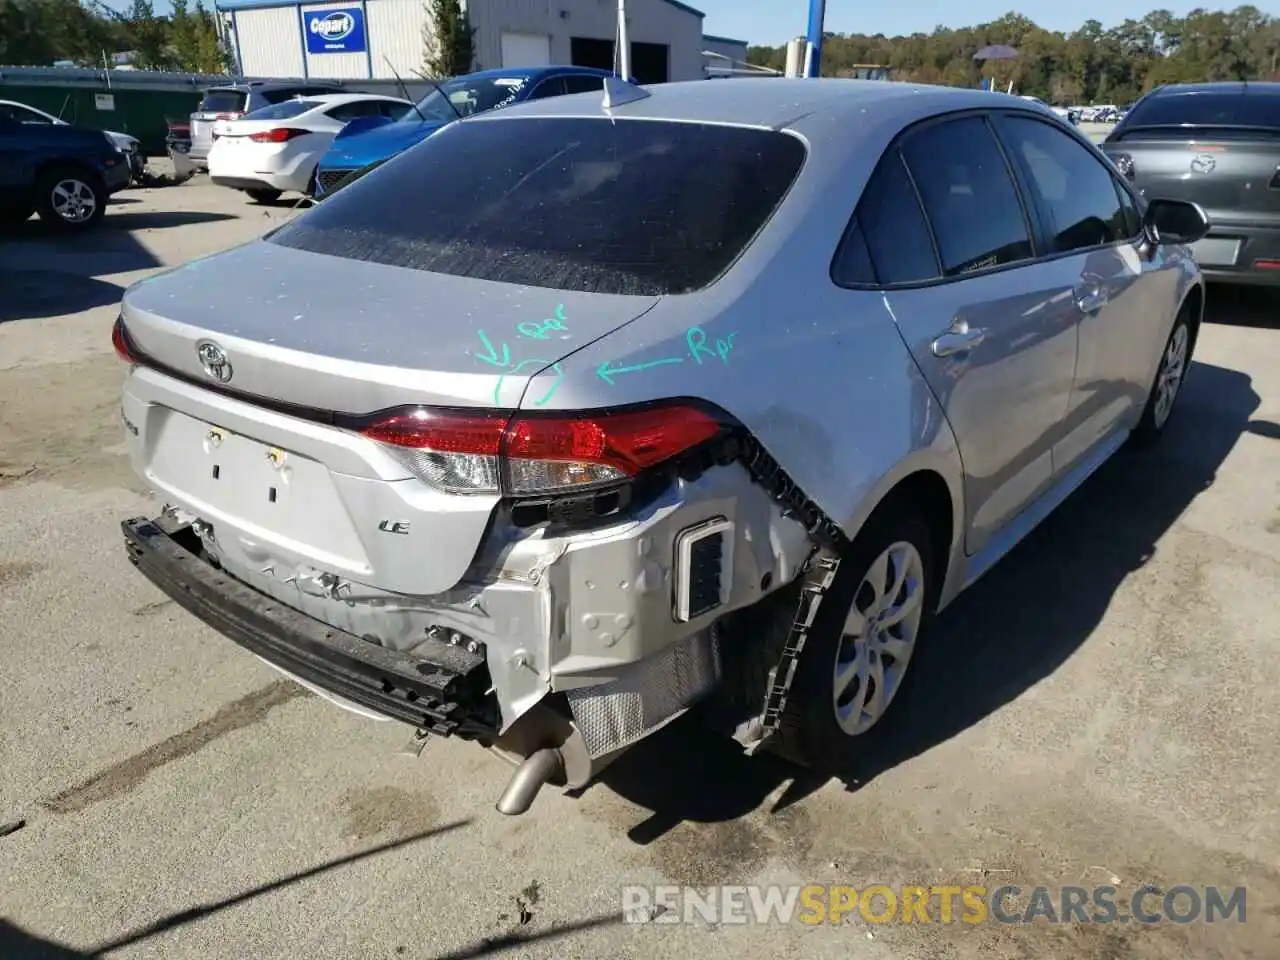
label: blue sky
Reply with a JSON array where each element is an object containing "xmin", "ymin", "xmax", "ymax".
[{"xmin": 695, "ymin": 0, "xmax": 1255, "ymax": 45}]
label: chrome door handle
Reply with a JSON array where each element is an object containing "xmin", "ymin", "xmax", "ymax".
[
  {"xmin": 931, "ymin": 325, "xmax": 986, "ymax": 357},
  {"xmin": 1075, "ymin": 289, "xmax": 1108, "ymax": 313}
]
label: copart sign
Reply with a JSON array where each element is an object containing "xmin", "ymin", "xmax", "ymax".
[{"xmin": 305, "ymin": 6, "xmax": 367, "ymax": 54}]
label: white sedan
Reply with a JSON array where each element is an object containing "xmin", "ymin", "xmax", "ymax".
[{"xmin": 207, "ymin": 93, "xmax": 411, "ymax": 203}]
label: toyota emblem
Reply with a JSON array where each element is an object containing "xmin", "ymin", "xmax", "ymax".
[
  {"xmin": 196, "ymin": 340, "xmax": 233, "ymax": 383},
  {"xmin": 1190, "ymin": 153, "xmax": 1216, "ymax": 175}
]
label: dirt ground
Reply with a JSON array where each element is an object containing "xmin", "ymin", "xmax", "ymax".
[{"xmin": 1, "ymin": 169, "xmax": 1278, "ymax": 960}]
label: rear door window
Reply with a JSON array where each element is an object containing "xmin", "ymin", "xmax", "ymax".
[
  {"xmin": 835, "ymin": 149, "xmax": 939, "ymax": 286},
  {"xmin": 901, "ymin": 116, "xmax": 1034, "ymax": 276},
  {"xmin": 199, "ymin": 89, "xmax": 248, "ymax": 113},
  {"xmin": 268, "ymin": 117, "xmax": 807, "ymax": 295}
]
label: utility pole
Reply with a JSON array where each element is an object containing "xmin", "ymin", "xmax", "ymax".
[{"xmin": 805, "ymin": 0, "xmax": 826, "ymax": 77}]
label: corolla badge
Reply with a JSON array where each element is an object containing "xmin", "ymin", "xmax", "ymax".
[
  {"xmin": 1190, "ymin": 153, "xmax": 1216, "ymax": 174},
  {"xmin": 312, "ymin": 11, "xmax": 355, "ymax": 40},
  {"xmin": 196, "ymin": 341, "xmax": 233, "ymax": 383}
]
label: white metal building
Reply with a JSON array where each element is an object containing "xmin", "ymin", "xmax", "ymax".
[
  {"xmin": 215, "ymin": 0, "xmax": 746, "ymax": 84},
  {"xmin": 701, "ymin": 33, "xmax": 749, "ymax": 77}
]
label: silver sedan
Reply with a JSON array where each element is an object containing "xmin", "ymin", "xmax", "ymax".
[{"xmin": 114, "ymin": 78, "xmax": 1209, "ymax": 814}]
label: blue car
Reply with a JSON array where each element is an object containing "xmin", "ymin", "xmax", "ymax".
[
  {"xmin": 313, "ymin": 66, "xmax": 616, "ymax": 198},
  {"xmin": 0, "ymin": 113, "xmax": 132, "ymax": 229}
]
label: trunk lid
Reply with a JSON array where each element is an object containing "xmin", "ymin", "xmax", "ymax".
[
  {"xmin": 1111, "ymin": 133, "xmax": 1280, "ymax": 226},
  {"xmin": 121, "ymin": 239, "xmax": 661, "ymax": 415},
  {"xmin": 120, "ymin": 242, "xmax": 659, "ymax": 596}
]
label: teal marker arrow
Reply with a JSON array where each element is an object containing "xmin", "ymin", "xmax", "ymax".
[{"xmin": 596, "ymin": 356, "xmax": 685, "ymax": 385}]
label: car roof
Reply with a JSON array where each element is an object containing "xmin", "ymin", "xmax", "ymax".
[
  {"xmin": 469, "ymin": 77, "xmax": 1037, "ymax": 139},
  {"xmin": 203, "ymin": 80, "xmax": 343, "ymax": 93},
  {"xmin": 1150, "ymin": 81, "xmax": 1280, "ymax": 98},
  {"xmin": 289, "ymin": 92, "xmax": 406, "ymax": 106}
]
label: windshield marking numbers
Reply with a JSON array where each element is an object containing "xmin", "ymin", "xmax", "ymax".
[
  {"xmin": 517, "ymin": 304, "xmax": 569, "ymax": 340},
  {"xmin": 597, "ymin": 328, "xmax": 739, "ymax": 385},
  {"xmin": 473, "ymin": 305, "xmax": 569, "ymax": 407}
]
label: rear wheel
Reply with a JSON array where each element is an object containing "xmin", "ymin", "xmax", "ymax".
[
  {"xmin": 772, "ymin": 505, "xmax": 938, "ymax": 772},
  {"xmin": 35, "ymin": 167, "xmax": 106, "ymax": 230},
  {"xmin": 245, "ymin": 188, "xmax": 282, "ymax": 204}
]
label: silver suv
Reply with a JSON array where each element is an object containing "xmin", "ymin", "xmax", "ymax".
[
  {"xmin": 116, "ymin": 79, "xmax": 1209, "ymax": 815},
  {"xmin": 188, "ymin": 81, "xmax": 344, "ymax": 170}
]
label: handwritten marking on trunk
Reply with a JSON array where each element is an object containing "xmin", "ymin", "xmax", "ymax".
[{"xmin": 597, "ymin": 328, "xmax": 739, "ymax": 385}]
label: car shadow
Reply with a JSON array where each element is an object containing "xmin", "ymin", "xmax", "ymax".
[
  {"xmin": 0, "ymin": 209, "xmax": 239, "ymax": 288},
  {"xmin": 594, "ymin": 356, "xmax": 1261, "ymax": 840},
  {"xmin": 0, "ymin": 920, "xmax": 92, "ymax": 959},
  {"xmin": 4, "ymin": 210, "xmax": 234, "ymax": 240},
  {"xmin": 0, "ymin": 270, "xmax": 124, "ymax": 322},
  {"xmin": 104, "ymin": 210, "xmax": 237, "ymax": 231},
  {"xmin": 2, "ymin": 820, "xmax": 471, "ymax": 958}
]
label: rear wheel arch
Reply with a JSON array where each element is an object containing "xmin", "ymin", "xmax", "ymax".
[{"xmin": 852, "ymin": 468, "xmax": 956, "ymax": 612}]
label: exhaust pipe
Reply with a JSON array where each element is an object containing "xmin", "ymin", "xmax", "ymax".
[{"xmin": 495, "ymin": 747, "xmax": 564, "ymax": 816}]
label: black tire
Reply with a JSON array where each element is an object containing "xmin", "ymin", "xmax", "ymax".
[
  {"xmin": 245, "ymin": 188, "xmax": 282, "ymax": 204},
  {"xmin": 1130, "ymin": 305, "xmax": 1195, "ymax": 449},
  {"xmin": 770, "ymin": 503, "xmax": 940, "ymax": 773},
  {"xmin": 34, "ymin": 166, "xmax": 106, "ymax": 230}
]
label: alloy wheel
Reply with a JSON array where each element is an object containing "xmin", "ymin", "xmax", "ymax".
[
  {"xmin": 50, "ymin": 178, "xmax": 97, "ymax": 223},
  {"xmin": 1153, "ymin": 324, "xmax": 1189, "ymax": 429},
  {"xmin": 833, "ymin": 540, "xmax": 926, "ymax": 736}
]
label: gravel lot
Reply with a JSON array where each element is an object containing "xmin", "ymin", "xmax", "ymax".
[{"xmin": 2, "ymin": 162, "xmax": 1279, "ymax": 960}]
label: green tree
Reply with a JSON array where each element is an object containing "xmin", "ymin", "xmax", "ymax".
[
  {"xmin": 168, "ymin": 0, "xmax": 225, "ymax": 72},
  {"xmin": 126, "ymin": 0, "xmax": 173, "ymax": 70},
  {"xmin": 422, "ymin": 0, "xmax": 474, "ymax": 78},
  {"xmin": 745, "ymin": 6, "xmax": 1280, "ymax": 104}
]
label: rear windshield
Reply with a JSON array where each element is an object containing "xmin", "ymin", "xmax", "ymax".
[
  {"xmin": 1122, "ymin": 89, "xmax": 1280, "ymax": 134},
  {"xmin": 261, "ymin": 85, "xmax": 341, "ymax": 105},
  {"xmin": 200, "ymin": 89, "xmax": 248, "ymax": 113},
  {"xmin": 245, "ymin": 99, "xmax": 320, "ymax": 121},
  {"xmin": 268, "ymin": 117, "xmax": 807, "ymax": 295}
]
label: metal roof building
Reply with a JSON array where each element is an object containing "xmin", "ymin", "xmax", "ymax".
[{"xmin": 213, "ymin": 0, "xmax": 748, "ymax": 84}]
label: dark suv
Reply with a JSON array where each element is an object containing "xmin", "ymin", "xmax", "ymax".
[
  {"xmin": 188, "ymin": 80, "xmax": 346, "ymax": 170},
  {"xmin": 0, "ymin": 115, "xmax": 132, "ymax": 229},
  {"xmin": 1102, "ymin": 81, "xmax": 1280, "ymax": 286}
]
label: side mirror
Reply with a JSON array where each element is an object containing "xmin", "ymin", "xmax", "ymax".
[{"xmin": 1143, "ymin": 198, "xmax": 1210, "ymax": 246}]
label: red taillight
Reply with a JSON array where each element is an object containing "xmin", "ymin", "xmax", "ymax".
[
  {"xmin": 360, "ymin": 404, "xmax": 724, "ymax": 496},
  {"xmin": 112, "ymin": 316, "xmax": 137, "ymax": 364},
  {"xmin": 504, "ymin": 407, "xmax": 722, "ymax": 491},
  {"xmin": 249, "ymin": 127, "xmax": 307, "ymax": 143},
  {"xmin": 363, "ymin": 410, "xmax": 507, "ymax": 454}
]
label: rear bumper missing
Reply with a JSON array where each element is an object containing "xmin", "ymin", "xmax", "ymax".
[{"xmin": 121, "ymin": 515, "xmax": 497, "ymax": 738}]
